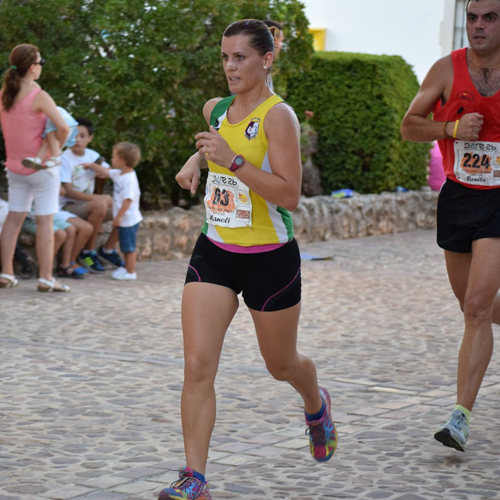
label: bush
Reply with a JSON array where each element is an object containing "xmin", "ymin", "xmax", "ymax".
[
  {"xmin": 0, "ymin": 0, "xmax": 313, "ymax": 207},
  {"xmin": 286, "ymin": 51, "xmax": 430, "ymax": 194}
]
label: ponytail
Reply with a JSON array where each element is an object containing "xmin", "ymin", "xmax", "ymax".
[{"xmin": 1, "ymin": 44, "xmax": 39, "ymax": 112}]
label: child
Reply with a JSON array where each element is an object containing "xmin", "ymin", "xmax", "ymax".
[
  {"xmin": 22, "ymin": 190, "xmax": 92, "ymax": 279},
  {"xmin": 84, "ymin": 142, "xmax": 142, "ymax": 281},
  {"xmin": 59, "ymin": 117, "xmax": 124, "ymax": 273},
  {"xmin": 22, "ymin": 106, "xmax": 78, "ymax": 170}
]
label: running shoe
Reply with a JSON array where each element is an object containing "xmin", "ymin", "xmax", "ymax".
[
  {"xmin": 98, "ymin": 245, "xmax": 125, "ymax": 268},
  {"xmin": 434, "ymin": 409, "xmax": 469, "ymax": 452},
  {"xmin": 78, "ymin": 250, "xmax": 105, "ymax": 273},
  {"xmin": 305, "ymin": 387, "xmax": 338, "ymax": 462},
  {"xmin": 158, "ymin": 467, "xmax": 212, "ymax": 500}
]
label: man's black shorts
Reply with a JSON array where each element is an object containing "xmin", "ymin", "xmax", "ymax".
[
  {"xmin": 185, "ymin": 234, "xmax": 301, "ymax": 312},
  {"xmin": 437, "ymin": 179, "xmax": 500, "ymax": 253}
]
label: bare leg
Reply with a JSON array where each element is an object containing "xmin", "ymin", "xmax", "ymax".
[
  {"xmin": 35, "ymin": 215, "xmax": 56, "ymax": 280},
  {"xmin": 45, "ymin": 131, "xmax": 61, "ymax": 157},
  {"xmin": 59, "ymin": 226, "xmax": 75, "ymax": 268},
  {"xmin": 67, "ymin": 218, "xmax": 93, "ymax": 265},
  {"xmin": 83, "ymin": 200, "xmax": 108, "ymax": 250},
  {"xmin": 445, "ymin": 241, "xmax": 500, "ymax": 411},
  {"xmin": 250, "ymin": 303, "xmax": 323, "ymax": 415},
  {"xmin": 0, "ymin": 211, "xmax": 26, "ymax": 283},
  {"xmin": 35, "ymin": 137, "xmax": 50, "ymax": 161},
  {"xmin": 124, "ymin": 252, "xmax": 136, "ymax": 273},
  {"xmin": 181, "ymin": 283, "xmax": 239, "ymax": 475},
  {"xmin": 104, "ymin": 227, "xmax": 119, "ymax": 251}
]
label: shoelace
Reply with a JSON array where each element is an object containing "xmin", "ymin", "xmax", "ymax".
[
  {"xmin": 170, "ymin": 475, "xmax": 200, "ymax": 493},
  {"xmin": 306, "ymin": 422, "xmax": 327, "ymax": 445},
  {"xmin": 450, "ymin": 411, "xmax": 467, "ymax": 431}
]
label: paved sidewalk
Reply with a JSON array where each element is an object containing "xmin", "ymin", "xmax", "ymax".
[{"xmin": 1, "ymin": 229, "xmax": 499, "ymax": 500}]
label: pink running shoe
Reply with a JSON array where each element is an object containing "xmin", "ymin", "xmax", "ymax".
[
  {"xmin": 158, "ymin": 467, "xmax": 212, "ymax": 500},
  {"xmin": 305, "ymin": 387, "xmax": 338, "ymax": 461}
]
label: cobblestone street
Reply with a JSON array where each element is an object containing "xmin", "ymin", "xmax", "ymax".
[{"xmin": 1, "ymin": 229, "xmax": 499, "ymax": 500}]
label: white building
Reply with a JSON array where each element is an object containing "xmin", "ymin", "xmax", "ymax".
[{"xmin": 303, "ymin": 0, "xmax": 468, "ymax": 82}]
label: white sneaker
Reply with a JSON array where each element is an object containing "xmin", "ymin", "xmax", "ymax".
[
  {"xmin": 111, "ymin": 267, "xmax": 127, "ymax": 278},
  {"xmin": 112, "ymin": 270, "xmax": 136, "ymax": 281},
  {"xmin": 434, "ymin": 410, "xmax": 470, "ymax": 452}
]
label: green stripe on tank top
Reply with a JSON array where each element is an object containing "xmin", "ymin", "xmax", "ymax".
[{"xmin": 277, "ymin": 206, "xmax": 294, "ymax": 240}]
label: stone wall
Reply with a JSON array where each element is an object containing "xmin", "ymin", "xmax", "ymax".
[{"xmin": 18, "ymin": 189, "xmax": 438, "ymax": 261}]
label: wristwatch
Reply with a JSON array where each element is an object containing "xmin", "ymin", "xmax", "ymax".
[{"xmin": 230, "ymin": 155, "xmax": 245, "ymax": 172}]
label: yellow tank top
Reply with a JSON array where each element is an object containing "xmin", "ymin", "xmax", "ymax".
[{"xmin": 202, "ymin": 95, "xmax": 294, "ymax": 246}]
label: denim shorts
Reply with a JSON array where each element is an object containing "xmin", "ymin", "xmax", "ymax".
[{"xmin": 119, "ymin": 222, "xmax": 140, "ymax": 253}]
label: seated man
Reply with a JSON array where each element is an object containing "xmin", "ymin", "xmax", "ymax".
[{"xmin": 60, "ymin": 117, "xmax": 123, "ymax": 272}]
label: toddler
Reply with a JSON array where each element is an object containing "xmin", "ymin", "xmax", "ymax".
[{"xmin": 84, "ymin": 142, "xmax": 142, "ymax": 280}]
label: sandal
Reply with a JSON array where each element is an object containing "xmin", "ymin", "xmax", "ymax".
[
  {"xmin": 22, "ymin": 157, "xmax": 44, "ymax": 170},
  {"xmin": 37, "ymin": 278, "xmax": 71, "ymax": 293},
  {"xmin": 0, "ymin": 273, "xmax": 19, "ymax": 288},
  {"xmin": 56, "ymin": 266, "xmax": 85, "ymax": 279}
]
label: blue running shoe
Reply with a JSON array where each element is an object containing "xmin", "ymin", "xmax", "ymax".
[
  {"xmin": 158, "ymin": 467, "xmax": 212, "ymax": 500},
  {"xmin": 79, "ymin": 250, "xmax": 105, "ymax": 273},
  {"xmin": 434, "ymin": 410, "xmax": 469, "ymax": 452},
  {"xmin": 98, "ymin": 245, "xmax": 125, "ymax": 268}
]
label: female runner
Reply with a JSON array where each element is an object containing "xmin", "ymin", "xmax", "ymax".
[{"xmin": 159, "ymin": 19, "xmax": 337, "ymax": 500}]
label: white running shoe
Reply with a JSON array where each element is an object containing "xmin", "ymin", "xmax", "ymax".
[
  {"xmin": 434, "ymin": 410, "xmax": 469, "ymax": 452},
  {"xmin": 112, "ymin": 269, "xmax": 136, "ymax": 281}
]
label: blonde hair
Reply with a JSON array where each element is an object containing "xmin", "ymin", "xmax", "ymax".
[{"xmin": 114, "ymin": 142, "xmax": 141, "ymax": 168}]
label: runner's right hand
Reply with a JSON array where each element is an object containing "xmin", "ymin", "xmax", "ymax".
[
  {"xmin": 456, "ymin": 113, "xmax": 484, "ymax": 141},
  {"xmin": 176, "ymin": 155, "xmax": 201, "ymax": 195}
]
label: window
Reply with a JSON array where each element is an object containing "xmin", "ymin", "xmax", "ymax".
[{"xmin": 453, "ymin": 0, "xmax": 468, "ymax": 49}]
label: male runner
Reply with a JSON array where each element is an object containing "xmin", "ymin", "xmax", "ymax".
[{"xmin": 401, "ymin": 0, "xmax": 500, "ymax": 452}]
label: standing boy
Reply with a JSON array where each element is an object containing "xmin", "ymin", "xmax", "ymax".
[{"xmin": 84, "ymin": 142, "xmax": 142, "ymax": 281}]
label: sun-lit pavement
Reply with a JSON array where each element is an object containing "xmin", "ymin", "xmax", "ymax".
[{"xmin": 1, "ymin": 229, "xmax": 499, "ymax": 500}]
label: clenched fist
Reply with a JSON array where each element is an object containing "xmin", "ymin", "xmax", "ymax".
[{"xmin": 455, "ymin": 113, "xmax": 484, "ymax": 141}]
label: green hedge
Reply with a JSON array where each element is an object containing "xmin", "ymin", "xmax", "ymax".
[
  {"xmin": 287, "ymin": 52, "xmax": 430, "ymax": 194},
  {"xmin": 0, "ymin": 0, "xmax": 313, "ymax": 207}
]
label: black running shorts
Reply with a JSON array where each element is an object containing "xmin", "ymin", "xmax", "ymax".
[
  {"xmin": 437, "ymin": 179, "xmax": 500, "ymax": 253},
  {"xmin": 185, "ymin": 234, "xmax": 301, "ymax": 312}
]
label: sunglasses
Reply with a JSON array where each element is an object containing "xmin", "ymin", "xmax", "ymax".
[{"xmin": 34, "ymin": 58, "xmax": 45, "ymax": 67}]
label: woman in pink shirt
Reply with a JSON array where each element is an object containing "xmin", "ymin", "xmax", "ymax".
[{"xmin": 0, "ymin": 44, "xmax": 70, "ymax": 291}]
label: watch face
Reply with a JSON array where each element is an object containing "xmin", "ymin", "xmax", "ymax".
[{"xmin": 235, "ymin": 156, "xmax": 244, "ymax": 166}]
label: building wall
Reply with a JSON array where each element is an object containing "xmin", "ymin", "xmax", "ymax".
[{"xmin": 303, "ymin": 0, "xmax": 458, "ymax": 82}]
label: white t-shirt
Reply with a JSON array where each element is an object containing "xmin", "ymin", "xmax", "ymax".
[
  {"xmin": 59, "ymin": 148, "xmax": 110, "ymax": 207},
  {"xmin": 109, "ymin": 169, "xmax": 143, "ymax": 228}
]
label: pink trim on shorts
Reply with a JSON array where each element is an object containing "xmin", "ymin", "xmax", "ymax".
[
  {"xmin": 208, "ymin": 237, "xmax": 286, "ymax": 254},
  {"xmin": 261, "ymin": 267, "xmax": 301, "ymax": 312},
  {"xmin": 188, "ymin": 265, "xmax": 201, "ymax": 282}
]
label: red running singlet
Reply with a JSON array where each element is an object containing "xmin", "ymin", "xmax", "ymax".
[{"xmin": 434, "ymin": 48, "xmax": 500, "ymax": 190}]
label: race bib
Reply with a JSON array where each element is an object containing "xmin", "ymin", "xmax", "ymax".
[
  {"xmin": 204, "ymin": 172, "xmax": 252, "ymax": 228},
  {"xmin": 454, "ymin": 141, "xmax": 500, "ymax": 186}
]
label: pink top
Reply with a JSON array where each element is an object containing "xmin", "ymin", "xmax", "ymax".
[
  {"xmin": 0, "ymin": 88, "xmax": 46, "ymax": 175},
  {"xmin": 428, "ymin": 141, "xmax": 446, "ymax": 192},
  {"xmin": 208, "ymin": 237, "xmax": 286, "ymax": 254}
]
